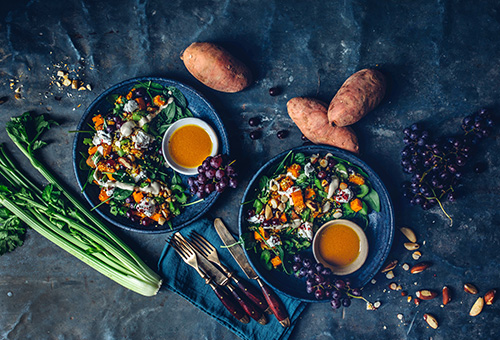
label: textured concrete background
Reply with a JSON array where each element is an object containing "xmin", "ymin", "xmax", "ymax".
[{"xmin": 0, "ymin": 0, "xmax": 499, "ymax": 339}]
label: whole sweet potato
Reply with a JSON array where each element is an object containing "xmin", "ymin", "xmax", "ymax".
[
  {"xmin": 181, "ymin": 42, "xmax": 252, "ymax": 93},
  {"xmin": 328, "ymin": 69, "xmax": 386, "ymax": 127},
  {"xmin": 287, "ymin": 97, "xmax": 359, "ymax": 154}
]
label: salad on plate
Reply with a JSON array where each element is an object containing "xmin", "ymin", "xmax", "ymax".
[
  {"xmin": 81, "ymin": 81, "xmax": 193, "ymax": 228},
  {"xmin": 243, "ymin": 151, "xmax": 380, "ymax": 273}
]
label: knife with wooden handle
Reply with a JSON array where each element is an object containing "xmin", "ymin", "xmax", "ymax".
[{"xmin": 214, "ymin": 218, "xmax": 291, "ymax": 327}]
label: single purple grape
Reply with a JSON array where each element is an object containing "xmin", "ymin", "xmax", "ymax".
[
  {"xmin": 210, "ymin": 155, "xmax": 223, "ymax": 169},
  {"xmin": 229, "ymin": 178, "xmax": 238, "ymax": 189},
  {"xmin": 215, "ymin": 169, "xmax": 226, "ymax": 180}
]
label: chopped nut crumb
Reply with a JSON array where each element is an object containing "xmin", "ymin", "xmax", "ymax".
[
  {"xmin": 386, "ymin": 270, "xmax": 395, "ymax": 279},
  {"xmin": 402, "ymin": 263, "xmax": 410, "ymax": 271}
]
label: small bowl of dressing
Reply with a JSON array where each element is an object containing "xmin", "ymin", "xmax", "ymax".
[
  {"xmin": 312, "ymin": 219, "xmax": 369, "ymax": 276},
  {"xmin": 162, "ymin": 117, "xmax": 219, "ymax": 175}
]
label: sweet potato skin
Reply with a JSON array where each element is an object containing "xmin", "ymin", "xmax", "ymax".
[
  {"xmin": 328, "ymin": 69, "xmax": 386, "ymax": 127},
  {"xmin": 181, "ymin": 42, "xmax": 252, "ymax": 93},
  {"xmin": 287, "ymin": 97, "xmax": 359, "ymax": 154}
]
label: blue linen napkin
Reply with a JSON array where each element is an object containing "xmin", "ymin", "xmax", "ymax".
[{"xmin": 158, "ymin": 217, "xmax": 307, "ymax": 340}]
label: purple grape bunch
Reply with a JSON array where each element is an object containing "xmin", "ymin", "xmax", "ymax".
[
  {"xmin": 292, "ymin": 254, "xmax": 362, "ymax": 309},
  {"xmin": 400, "ymin": 108, "xmax": 494, "ymax": 211},
  {"xmin": 188, "ymin": 154, "xmax": 238, "ymax": 199}
]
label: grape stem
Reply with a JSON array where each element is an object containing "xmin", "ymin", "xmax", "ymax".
[
  {"xmin": 429, "ymin": 189, "xmax": 453, "ymax": 225},
  {"xmin": 346, "ymin": 291, "xmax": 371, "ymax": 304}
]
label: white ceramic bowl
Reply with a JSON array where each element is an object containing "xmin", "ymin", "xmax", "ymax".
[
  {"xmin": 162, "ymin": 117, "xmax": 219, "ymax": 175},
  {"xmin": 312, "ymin": 219, "xmax": 369, "ymax": 276}
]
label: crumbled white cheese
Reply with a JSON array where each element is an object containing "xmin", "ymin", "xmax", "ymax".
[
  {"xmin": 334, "ymin": 188, "xmax": 353, "ymax": 204},
  {"xmin": 105, "ymin": 187, "xmax": 115, "ymax": 197},
  {"xmin": 133, "ymin": 130, "xmax": 153, "ymax": 149},
  {"xmin": 131, "ymin": 170, "xmax": 147, "ymax": 183},
  {"xmin": 266, "ymin": 235, "xmax": 281, "ymax": 248},
  {"xmin": 136, "ymin": 197, "xmax": 156, "ymax": 217},
  {"xmin": 123, "ymin": 100, "xmax": 138, "ymax": 113},
  {"xmin": 297, "ymin": 222, "xmax": 313, "ymax": 241},
  {"xmin": 247, "ymin": 214, "xmax": 264, "ymax": 224},
  {"xmin": 92, "ymin": 130, "xmax": 112, "ymax": 146}
]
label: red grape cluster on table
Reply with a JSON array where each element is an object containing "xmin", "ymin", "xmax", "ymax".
[
  {"xmin": 188, "ymin": 154, "xmax": 238, "ymax": 198},
  {"xmin": 292, "ymin": 254, "xmax": 362, "ymax": 309},
  {"xmin": 401, "ymin": 108, "xmax": 494, "ymax": 210}
]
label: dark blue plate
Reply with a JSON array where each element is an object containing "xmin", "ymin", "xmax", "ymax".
[
  {"xmin": 238, "ymin": 145, "xmax": 395, "ymax": 302},
  {"xmin": 73, "ymin": 77, "xmax": 229, "ymax": 233}
]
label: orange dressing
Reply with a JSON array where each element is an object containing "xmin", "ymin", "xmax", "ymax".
[
  {"xmin": 168, "ymin": 124, "xmax": 212, "ymax": 168},
  {"xmin": 318, "ymin": 224, "xmax": 360, "ymax": 267}
]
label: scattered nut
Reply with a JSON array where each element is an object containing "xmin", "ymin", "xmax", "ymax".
[
  {"xmin": 400, "ymin": 227, "xmax": 417, "ymax": 242},
  {"xmin": 469, "ymin": 297, "xmax": 484, "ymax": 316},
  {"xmin": 484, "ymin": 289, "xmax": 496, "ymax": 305},
  {"xmin": 416, "ymin": 290, "xmax": 438, "ymax": 300},
  {"xmin": 373, "ymin": 301, "xmax": 381, "ymax": 309},
  {"xmin": 407, "ymin": 296, "xmax": 412, "ymax": 303},
  {"xmin": 62, "ymin": 78, "xmax": 72, "ymax": 87},
  {"xmin": 78, "ymin": 86, "xmax": 87, "ymax": 91},
  {"xmin": 396, "ymin": 284, "xmax": 403, "ymax": 291},
  {"xmin": 402, "ymin": 263, "xmax": 410, "ymax": 271},
  {"xmin": 385, "ymin": 270, "xmax": 395, "ymax": 279},
  {"xmin": 71, "ymin": 79, "xmax": 79, "ymax": 89},
  {"xmin": 414, "ymin": 298, "xmax": 421, "ymax": 306},
  {"xmin": 56, "ymin": 70, "xmax": 67, "ymax": 77},
  {"xmin": 14, "ymin": 93, "xmax": 22, "ymax": 100},
  {"xmin": 442, "ymin": 286, "xmax": 451, "ymax": 305},
  {"xmin": 381, "ymin": 260, "xmax": 398, "ymax": 273},
  {"xmin": 412, "ymin": 251, "xmax": 422, "ymax": 260},
  {"xmin": 86, "ymin": 84, "xmax": 92, "ymax": 91},
  {"xmin": 410, "ymin": 262, "xmax": 432, "ymax": 274},
  {"xmin": 423, "ymin": 313, "xmax": 439, "ymax": 329},
  {"xmin": 464, "ymin": 283, "xmax": 478, "ymax": 295},
  {"xmin": 397, "ymin": 313, "xmax": 404, "ymax": 321},
  {"xmin": 404, "ymin": 242, "xmax": 420, "ymax": 251},
  {"xmin": 366, "ymin": 302, "xmax": 376, "ymax": 310},
  {"xmin": 389, "ymin": 282, "xmax": 398, "ymax": 290}
]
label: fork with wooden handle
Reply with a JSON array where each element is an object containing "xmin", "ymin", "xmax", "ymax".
[
  {"xmin": 169, "ymin": 235, "xmax": 249, "ymax": 324},
  {"xmin": 188, "ymin": 231, "xmax": 268, "ymax": 325},
  {"xmin": 189, "ymin": 231, "xmax": 272, "ymax": 314}
]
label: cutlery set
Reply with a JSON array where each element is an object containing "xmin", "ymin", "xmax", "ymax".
[{"xmin": 168, "ymin": 218, "xmax": 290, "ymax": 327}]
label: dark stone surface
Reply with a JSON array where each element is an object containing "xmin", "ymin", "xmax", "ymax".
[{"xmin": 0, "ymin": 1, "xmax": 499, "ymax": 339}]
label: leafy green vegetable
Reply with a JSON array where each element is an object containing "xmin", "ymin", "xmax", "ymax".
[
  {"xmin": 363, "ymin": 189, "xmax": 381, "ymax": 212},
  {"xmin": 1, "ymin": 113, "xmax": 162, "ymax": 296},
  {"xmin": 0, "ymin": 206, "xmax": 26, "ymax": 255}
]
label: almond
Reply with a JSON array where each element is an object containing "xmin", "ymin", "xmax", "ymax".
[
  {"xmin": 416, "ymin": 290, "xmax": 438, "ymax": 300},
  {"xmin": 464, "ymin": 283, "xmax": 478, "ymax": 295},
  {"xmin": 469, "ymin": 297, "xmax": 484, "ymax": 316},
  {"xmin": 404, "ymin": 242, "xmax": 420, "ymax": 251},
  {"xmin": 424, "ymin": 313, "xmax": 438, "ymax": 329},
  {"xmin": 484, "ymin": 289, "xmax": 496, "ymax": 305},
  {"xmin": 410, "ymin": 262, "xmax": 432, "ymax": 274},
  {"xmin": 442, "ymin": 286, "xmax": 451, "ymax": 305},
  {"xmin": 400, "ymin": 227, "xmax": 417, "ymax": 242},
  {"xmin": 381, "ymin": 259, "xmax": 398, "ymax": 273}
]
